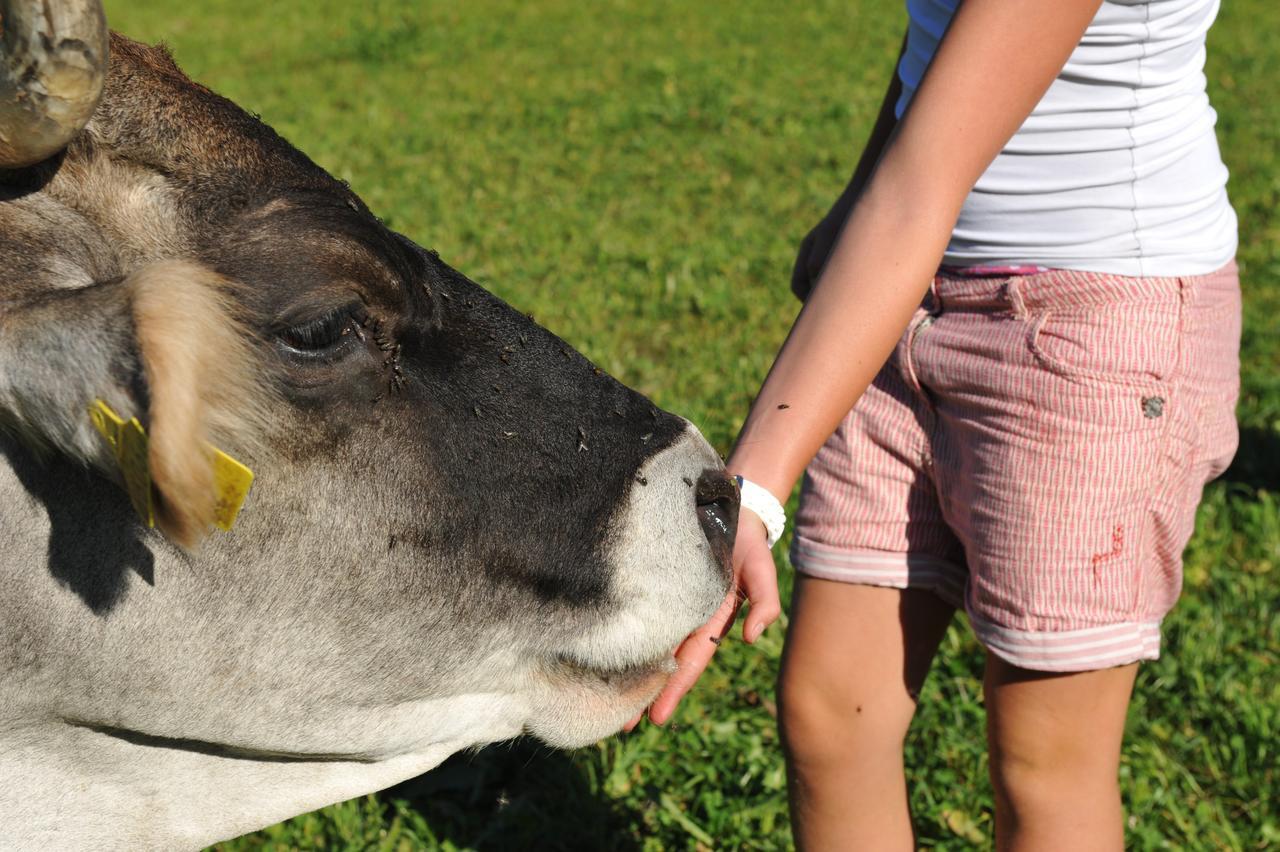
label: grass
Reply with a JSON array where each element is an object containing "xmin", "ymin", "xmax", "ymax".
[{"xmin": 103, "ymin": 0, "xmax": 1279, "ymax": 848}]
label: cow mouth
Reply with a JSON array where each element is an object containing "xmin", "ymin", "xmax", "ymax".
[
  {"xmin": 555, "ymin": 652, "xmax": 677, "ymax": 691},
  {"xmin": 531, "ymin": 652, "xmax": 680, "ymax": 747}
]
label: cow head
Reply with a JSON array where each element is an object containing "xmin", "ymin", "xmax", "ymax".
[{"xmin": 0, "ymin": 3, "xmax": 736, "ymax": 846}]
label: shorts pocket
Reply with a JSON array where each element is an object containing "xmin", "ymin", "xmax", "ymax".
[{"xmin": 1026, "ymin": 297, "xmax": 1184, "ymax": 387}]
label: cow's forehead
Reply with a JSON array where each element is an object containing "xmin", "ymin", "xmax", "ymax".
[
  {"xmin": 215, "ymin": 193, "xmax": 427, "ymax": 314},
  {"xmin": 82, "ymin": 37, "xmax": 427, "ymax": 319},
  {"xmin": 92, "ymin": 36, "xmax": 354, "ymax": 206}
]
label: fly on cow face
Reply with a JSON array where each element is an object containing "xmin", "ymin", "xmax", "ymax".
[{"xmin": 0, "ymin": 26, "xmax": 737, "ymax": 851}]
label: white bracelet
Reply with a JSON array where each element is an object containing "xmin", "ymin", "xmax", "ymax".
[{"xmin": 735, "ymin": 476, "xmax": 786, "ymax": 549}]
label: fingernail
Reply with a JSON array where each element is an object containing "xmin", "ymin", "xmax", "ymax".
[{"xmin": 747, "ymin": 623, "xmax": 763, "ymax": 643}]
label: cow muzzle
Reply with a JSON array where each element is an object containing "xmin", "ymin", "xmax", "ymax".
[{"xmin": 528, "ymin": 422, "xmax": 737, "ymax": 747}]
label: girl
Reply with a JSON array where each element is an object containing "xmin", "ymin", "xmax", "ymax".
[{"xmin": 646, "ymin": 0, "xmax": 1240, "ymax": 848}]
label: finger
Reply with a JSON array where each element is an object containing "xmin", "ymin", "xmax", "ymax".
[
  {"xmin": 740, "ymin": 540, "xmax": 781, "ymax": 644},
  {"xmin": 649, "ymin": 591, "xmax": 739, "ymax": 722},
  {"xmin": 622, "ymin": 711, "xmax": 644, "ymax": 733},
  {"xmin": 646, "ymin": 629, "xmax": 720, "ymax": 726},
  {"xmin": 646, "ymin": 590, "xmax": 741, "ymax": 725},
  {"xmin": 733, "ymin": 508, "xmax": 781, "ymax": 643}
]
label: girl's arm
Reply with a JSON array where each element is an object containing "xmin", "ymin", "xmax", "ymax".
[{"xmin": 647, "ymin": 0, "xmax": 1106, "ymax": 725}]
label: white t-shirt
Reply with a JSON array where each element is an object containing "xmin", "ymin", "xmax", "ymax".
[{"xmin": 896, "ymin": 0, "xmax": 1237, "ymax": 276}]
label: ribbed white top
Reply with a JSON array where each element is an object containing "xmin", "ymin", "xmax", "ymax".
[{"xmin": 896, "ymin": 0, "xmax": 1237, "ymax": 276}]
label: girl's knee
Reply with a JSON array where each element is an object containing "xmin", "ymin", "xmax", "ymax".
[
  {"xmin": 988, "ymin": 732, "xmax": 1121, "ymax": 801},
  {"xmin": 777, "ymin": 666, "xmax": 915, "ymax": 767},
  {"xmin": 990, "ymin": 748, "xmax": 1110, "ymax": 812}
]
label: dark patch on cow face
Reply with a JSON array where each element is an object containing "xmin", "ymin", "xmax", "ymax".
[
  {"xmin": 413, "ymin": 268, "xmax": 684, "ymax": 605},
  {"xmin": 205, "ymin": 196, "xmax": 685, "ymax": 609},
  {"xmin": 383, "ymin": 261, "xmax": 687, "ymax": 606}
]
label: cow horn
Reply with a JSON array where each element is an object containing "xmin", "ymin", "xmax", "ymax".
[{"xmin": 0, "ymin": 0, "xmax": 108, "ymax": 168}]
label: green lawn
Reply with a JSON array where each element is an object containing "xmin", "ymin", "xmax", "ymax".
[{"xmin": 104, "ymin": 1, "xmax": 1278, "ymax": 848}]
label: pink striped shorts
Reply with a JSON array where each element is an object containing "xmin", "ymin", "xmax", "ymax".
[{"xmin": 791, "ymin": 262, "xmax": 1241, "ymax": 672}]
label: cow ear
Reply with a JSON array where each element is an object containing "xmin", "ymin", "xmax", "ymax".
[
  {"xmin": 0, "ymin": 260, "xmax": 270, "ymax": 547},
  {"xmin": 130, "ymin": 262, "xmax": 271, "ymax": 545}
]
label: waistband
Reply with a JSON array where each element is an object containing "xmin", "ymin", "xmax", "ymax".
[{"xmin": 927, "ymin": 259, "xmax": 1238, "ymax": 313}]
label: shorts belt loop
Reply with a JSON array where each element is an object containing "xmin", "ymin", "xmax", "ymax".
[{"xmin": 1004, "ymin": 277, "xmax": 1029, "ymax": 319}]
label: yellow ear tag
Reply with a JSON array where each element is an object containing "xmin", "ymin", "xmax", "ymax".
[
  {"xmin": 89, "ymin": 399, "xmax": 153, "ymax": 527},
  {"xmin": 89, "ymin": 399, "xmax": 255, "ymax": 532},
  {"xmin": 211, "ymin": 448, "xmax": 254, "ymax": 531},
  {"xmin": 88, "ymin": 400, "xmax": 122, "ymax": 453}
]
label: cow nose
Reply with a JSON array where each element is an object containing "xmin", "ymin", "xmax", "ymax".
[{"xmin": 694, "ymin": 469, "xmax": 739, "ymax": 579}]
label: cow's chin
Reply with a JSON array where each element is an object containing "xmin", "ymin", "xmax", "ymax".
[{"xmin": 527, "ymin": 654, "xmax": 677, "ymax": 748}]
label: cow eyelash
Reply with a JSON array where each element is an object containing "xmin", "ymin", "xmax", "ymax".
[{"xmin": 278, "ymin": 304, "xmax": 364, "ymax": 352}]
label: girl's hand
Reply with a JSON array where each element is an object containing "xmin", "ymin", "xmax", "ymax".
[{"xmin": 640, "ymin": 509, "xmax": 781, "ymax": 726}]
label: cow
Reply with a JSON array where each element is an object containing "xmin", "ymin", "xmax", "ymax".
[{"xmin": 0, "ymin": 1, "xmax": 738, "ymax": 847}]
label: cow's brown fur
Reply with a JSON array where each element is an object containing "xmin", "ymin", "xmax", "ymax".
[
  {"xmin": 46, "ymin": 151, "xmax": 185, "ymax": 266},
  {"xmin": 83, "ymin": 36, "xmax": 354, "ymax": 216},
  {"xmin": 1, "ymin": 35, "xmax": 318, "ymax": 548}
]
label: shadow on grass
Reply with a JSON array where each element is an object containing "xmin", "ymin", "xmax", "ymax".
[
  {"xmin": 382, "ymin": 738, "xmax": 641, "ymax": 851},
  {"xmin": 1222, "ymin": 424, "xmax": 1279, "ymax": 490}
]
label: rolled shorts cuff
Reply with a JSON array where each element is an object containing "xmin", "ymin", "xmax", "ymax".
[
  {"xmin": 790, "ymin": 538, "xmax": 966, "ymax": 609},
  {"xmin": 790, "ymin": 538, "xmax": 1163, "ymax": 673},
  {"xmin": 972, "ymin": 617, "xmax": 1162, "ymax": 673}
]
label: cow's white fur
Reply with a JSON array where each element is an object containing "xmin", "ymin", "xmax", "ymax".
[
  {"xmin": 2, "ymin": 692, "xmax": 527, "ymax": 850},
  {"xmin": 559, "ymin": 426, "xmax": 727, "ymax": 673},
  {"xmin": 0, "ymin": 421, "xmax": 730, "ymax": 849}
]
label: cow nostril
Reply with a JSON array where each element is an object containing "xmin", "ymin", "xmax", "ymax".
[{"xmin": 694, "ymin": 469, "xmax": 739, "ymax": 578}]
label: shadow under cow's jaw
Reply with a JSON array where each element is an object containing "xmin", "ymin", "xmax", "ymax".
[{"xmin": 384, "ymin": 737, "xmax": 644, "ymax": 851}]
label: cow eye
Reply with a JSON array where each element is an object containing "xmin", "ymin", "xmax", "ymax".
[{"xmin": 278, "ymin": 304, "xmax": 362, "ymax": 353}]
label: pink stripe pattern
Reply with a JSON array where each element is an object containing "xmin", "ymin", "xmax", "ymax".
[{"xmin": 791, "ymin": 262, "xmax": 1241, "ymax": 672}]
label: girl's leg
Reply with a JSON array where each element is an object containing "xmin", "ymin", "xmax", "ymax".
[
  {"xmin": 984, "ymin": 657, "xmax": 1137, "ymax": 851},
  {"xmin": 778, "ymin": 577, "xmax": 955, "ymax": 850}
]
